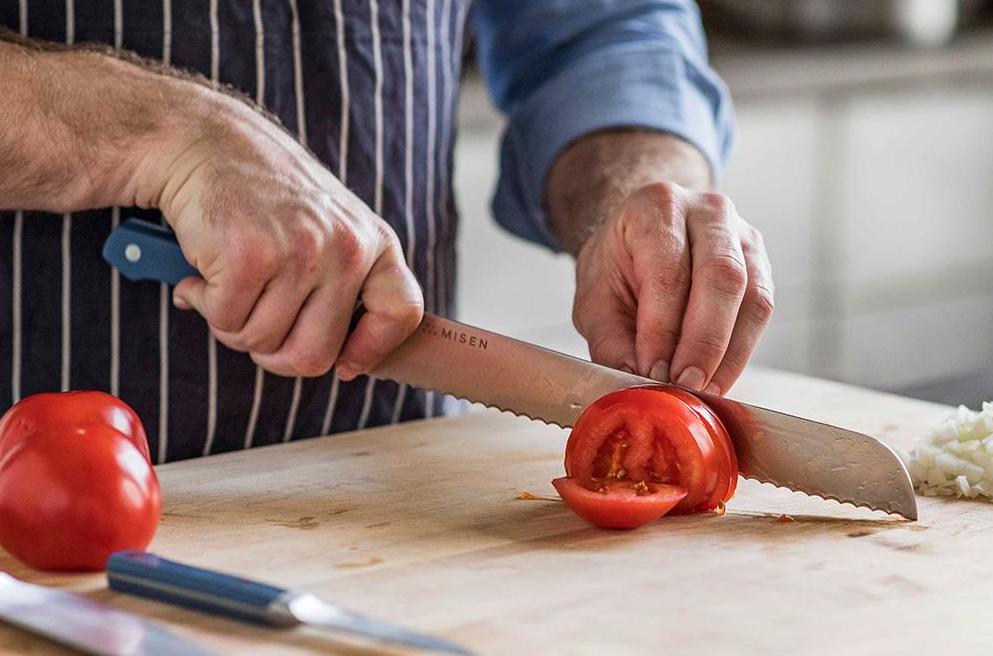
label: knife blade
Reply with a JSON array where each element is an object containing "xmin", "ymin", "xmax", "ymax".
[
  {"xmin": 107, "ymin": 552, "xmax": 472, "ymax": 655},
  {"xmin": 102, "ymin": 218, "xmax": 918, "ymax": 520},
  {"xmin": 0, "ymin": 572, "xmax": 214, "ymax": 656}
]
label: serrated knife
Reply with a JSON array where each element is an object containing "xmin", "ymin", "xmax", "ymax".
[{"xmin": 102, "ymin": 218, "xmax": 918, "ymax": 520}]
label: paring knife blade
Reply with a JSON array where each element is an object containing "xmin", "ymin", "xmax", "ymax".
[
  {"xmin": 102, "ymin": 218, "xmax": 918, "ymax": 520},
  {"xmin": 0, "ymin": 572, "xmax": 214, "ymax": 656},
  {"xmin": 107, "ymin": 552, "xmax": 472, "ymax": 655}
]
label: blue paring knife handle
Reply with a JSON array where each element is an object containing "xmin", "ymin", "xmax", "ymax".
[
  {"xmin": 107, "ymin": 551, "xmax": 294, "ymax": 626},
  {"xmin": 101, "ymin": 218, "xmax": 198, "ymax": 286}
]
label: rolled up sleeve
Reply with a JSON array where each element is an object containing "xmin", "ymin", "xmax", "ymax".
[{"xmin": 472, "ymin": 0, "xmax": 734, "ymax": 251}]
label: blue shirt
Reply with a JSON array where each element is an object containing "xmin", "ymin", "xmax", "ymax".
[{"xmin": 474, "ymin": 0, "xmax": 734, "ymax": 250}]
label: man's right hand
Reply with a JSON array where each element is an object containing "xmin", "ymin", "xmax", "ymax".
[
  {"xmin": 149, "ymin": 96, "xmax": 423, "ymax": 380},
  {"xmin": 0, "ymin": 40, "xmax": 421, "ymax": 380}
]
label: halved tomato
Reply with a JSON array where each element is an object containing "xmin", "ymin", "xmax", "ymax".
[
  {"xmin": 558, "ymin": 386, "xmax": 738, "ymax": 527},
  {"xmin": 552, "ymin": 477, "xmax": 687, "ymax": 530}
]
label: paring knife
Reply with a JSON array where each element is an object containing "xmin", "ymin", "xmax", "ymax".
[
  {"xmin": 107, "ymin": 552, "xmax": 471, "ymax": 655},
  {"xmin": 102, "ymin": 218, "xmax": 918, "ymax": 520},
  {"xmin": 0, "ymin": 572, "xmax": 214, "ymax": 656}
]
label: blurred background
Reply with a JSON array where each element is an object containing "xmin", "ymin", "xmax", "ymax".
[{"xmin": 453, "ymin": 0, "xmax": 993, "ymax": 407}]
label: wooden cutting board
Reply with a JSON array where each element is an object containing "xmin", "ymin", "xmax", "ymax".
[{"xmin": 2, "ymin": 367, "xmax": 992, "ymax": 655}]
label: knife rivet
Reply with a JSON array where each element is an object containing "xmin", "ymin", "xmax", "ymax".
[{"xmin": 124, "ymin": 243, "xmax": 142, "ymax": 263}]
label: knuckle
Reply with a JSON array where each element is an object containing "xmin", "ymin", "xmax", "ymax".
[
  {"xmin": 649, "ymin": 262, "xmax": 692, "ymax": 293},
  {"xmin": 701, "ymin": 254, "xmax": 748, "ymax": 295},
  {"xmin": 230, "ymin": 232, "xmax": 277, "ymax": 278},
  {"xmin": 290, "ymin": 224, "xmax": 329, "ymax": 272},
  {"xmin": 637, "ymin": 181, "xmax": 681, "ymax": 204},
  {"xmin": 745, "ymin": 285, "xmax": 775, "ymax": 324},
  {"xmin": 685, "ymin": 332, "xmax": 729, "ymax": 361},
  {"xmin": 289, "ymin": 350, "xmax": 335, "ymax": 378},
  {"xmin": 333, "ymin": 225, "xmax": 366, "ymax": 273},
  {"xmin": 699, "ymin": 191, "xmax": 735, "ymax": 215}
]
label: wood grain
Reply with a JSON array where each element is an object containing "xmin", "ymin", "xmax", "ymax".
[{"xmin": 2, "ymin": 367, "xmax": 990, "ymax": 655}]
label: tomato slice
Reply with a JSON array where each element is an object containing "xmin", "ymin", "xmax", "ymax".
[
  {"xmin": 552, "ymin": 477, "xmax": 687, "ymax": 530},
  {"xmin": 662, "ymin": 387, "xmax": 739, "ymax": 512},
  {"xmin": 560, "ymin": 386, "xmax": 738, "ymax": 524}
]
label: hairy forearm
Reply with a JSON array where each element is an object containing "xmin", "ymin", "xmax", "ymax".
[
  {"xmin": 546, "ymin": 130, "xmax": 713, "ymax": 256},
  {"xmin": 0, "ymin": 32, "xmax": 234, "ymax": 213}
]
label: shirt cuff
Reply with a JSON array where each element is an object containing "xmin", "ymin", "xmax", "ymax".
[{"xmin": 492, "ymin": 42, "xmax": 734, "ymax": 252}]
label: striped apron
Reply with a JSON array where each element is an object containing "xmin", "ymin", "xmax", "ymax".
[{"xmin": 0, "ymin": 0, "xmax": 468, "ymax": 462}]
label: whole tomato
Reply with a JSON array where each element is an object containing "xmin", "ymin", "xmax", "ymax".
[
  {"xmin": 0, "ymin": 391, "xmax": 150, "ymax": 463},
  {"xmin": 0, "ymin": 424, "xmax": 161, "ymax": 571},
  {"xmin": 0, "ymin": 393, "xmax": 160, "ymax": 571}
]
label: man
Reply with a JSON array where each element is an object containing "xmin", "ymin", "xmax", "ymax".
[{"xmin": 0, "ymin": 1, "xmax": 773, "ymax": 463}]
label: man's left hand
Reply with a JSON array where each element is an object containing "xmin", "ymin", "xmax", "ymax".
[{"xmin": 547, "ymin": 131, "xmax": 773, "ymax": 396}]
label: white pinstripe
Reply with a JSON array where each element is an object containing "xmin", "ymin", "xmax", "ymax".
[
  {"xmin": 209, "ymin": 0, "xmax": 219, "ymax": 88},
  {"xmin": 437, "ymin": 0, "xmax": 453, "ymax": 317},
  {"xmin": 13, "ymin": 4, "xmax": 26, "ymax": 405},
  {"xmin": 389, "ymin": 0, "xmax": 415, "ymax": 425},
  {"xmin": 110, "ymin": 207, "xmax": 120, "ymax": 396},
  {"xmin": 321, "ymin": 0, "xmax": 351, "ymax": 435},
  {"xmin": 11, "ymin": 212, "xmax": 22, "ymax": 404},
  {"xmin": 283, "ymin": 0, "xmax": 307, "ymax": 443},
  {"xmin": 203, "ymin": 0, "xmax": 220, "ymax": 456},
  {"xmin": 61, "ymin": 214, "xmax": 71, "ymax": 392},
  {"xmin": 162, "ymin": 0, "xmax": 172, "ymax": 65},
  {"xmin": 159, "ymin": 0, "xmax": 173, "ymax": 464},
  {"xmin": 422, "ymin": 0, "xmax": 438, "ymax": 419},
  {"xmin": 65, "ymin": 0, "xmax": 73, "ymax": 45},
  {"xmin": 357, "ymin": 0, "xmax": 385, "ymax": 430},
  {"xmin": 113, "ymin": 0, "xmax": 122, "ymax": 49},
  {"xmin": 244, "ymin": 0, "xmax": 266, "ymax": 450},
  {"xmin": 61, "ymin": 2, "xmax": 74, "ymax": 394},
  {"xmin": 244, "ymin": 366, "xmax": 264, "ymax": 449},
  {"xmin": 334, "ymin": 0, "xmax": 350, "ymax": 186},
  {"xmin": 110, "ymin": 5, "xmax": 122, "ymax": 398}
]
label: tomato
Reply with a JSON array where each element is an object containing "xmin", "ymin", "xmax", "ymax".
[
  {"xmin": 0, "ymin": 391, "xmax": 150, "ymax": 463},
  {"xmin": 557, "ymin": 386, "xmax": 738, "ymax": 528},
  {"xmin": 552, "ymin": 477, "xmax": 687, "ymax": 529},
  {"xmin": 0, "ymin": 424, "xmax": 161, "ymax": 571}
]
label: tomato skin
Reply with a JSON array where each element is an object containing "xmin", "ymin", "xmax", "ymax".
[
  {"xmin": 552, "ymin": 477, "xmax": 686, "ymax": 529},
  {"xmin": 0, "ymin": 391, "xmax": 151, "ymax": 464},
  {"xmin": 0, "ymin": 425, "xmax": 161, "ymax": 572},
  {"xmin": 559, "ymin": 386, "xmax": 738, "ymax": 526}
]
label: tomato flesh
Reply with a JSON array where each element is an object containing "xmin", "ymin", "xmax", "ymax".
[
  {"xmin": 552, "ymin": 477, "xmax": 687, "ymax": 529},
  {"xmin": 558, "ymin": 386, "xmax": 738, "ymax": 527}
]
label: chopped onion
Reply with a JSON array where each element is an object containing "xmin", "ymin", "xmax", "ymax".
[{"xmin": 901, "ymin": 401, "xmax": 993, "ymax": 500}]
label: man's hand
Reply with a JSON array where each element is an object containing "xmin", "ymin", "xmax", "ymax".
[
  {"xmin": 153, "ymin": 96, "xmax": 422, "ymax": 380},
  {"xmin": 547, "ymin": 131, "xmax": 773, "ymax": 396},
  {"xmin": 0, "ymin": 38, "xmax": 422, "ymax": 380}
]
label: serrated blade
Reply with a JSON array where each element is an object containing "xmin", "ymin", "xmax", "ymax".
[{"xmin": 372, "ymin": 314, "xmax": 917, "ymax": 520}]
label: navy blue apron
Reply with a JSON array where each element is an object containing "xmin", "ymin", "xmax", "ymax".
[{"xmin": 0, "ymin": 0, "xmax": 468, "ymax": 462}]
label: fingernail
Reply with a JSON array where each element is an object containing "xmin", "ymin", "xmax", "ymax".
[
  {"xmin": 675, "ymin": 366, "xmax": 705, "ymax": 391},
  {"xmin": 172, "ymin": 293, "xmax": 190, "ymax": 310},
  {"xmin": 336, "ymin": 363, "xmax": 356, "ymax": 381},
  {"xmin": 619, "ymin": 365, "xmax": 634, "ymax": 374},
  {"xmin": 649, "ymin": 360, "xmax": 670, "ymax": 383},
  {"xmin": 703, "ymin": 382, "xmax": 721, "ymax": 396}
]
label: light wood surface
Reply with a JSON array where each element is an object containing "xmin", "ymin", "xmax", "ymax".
[{"xmin": 2, "ymin": 367, "xmax": 991, "ymax": 655}]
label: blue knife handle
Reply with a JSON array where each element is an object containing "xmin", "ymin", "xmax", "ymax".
[
  {"xmin": 101, "ymin": 218, "xmax": 198, "ymax": 286},
  {"xmin": 107, "ymin": 551, "xmax": 294, "ymax": 627}
]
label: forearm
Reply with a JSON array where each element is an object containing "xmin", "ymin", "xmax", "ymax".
[
  {"xmin": 0, "ymin": 33, "xmax": 228, "ymax": 213},
  {"xmin": 546, "ymin": 130, "xmax": 713, "ymax": 256}
]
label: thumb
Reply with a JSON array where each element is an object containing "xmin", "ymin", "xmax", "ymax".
[{"xmin": 173, "ymin": 275, "xmax": 207, "ymax": 314}]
